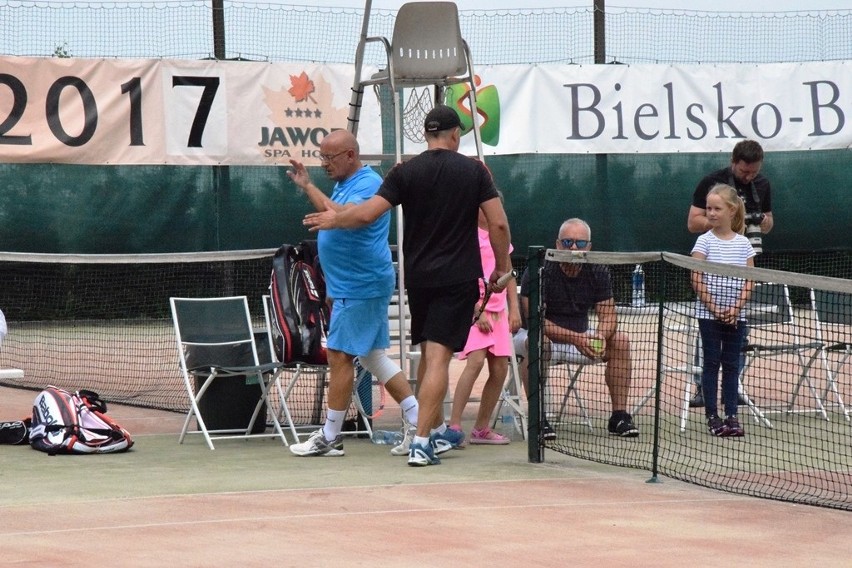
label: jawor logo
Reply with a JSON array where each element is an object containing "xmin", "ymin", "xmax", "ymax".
[
  {"xmin": 258, "ymin": 70, "xmax": 349, "ymax": 161},
  {"xmin": 564, "ymin": 80, "xmax": 845, "ymax": 142}
]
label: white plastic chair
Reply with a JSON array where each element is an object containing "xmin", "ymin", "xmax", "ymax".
[
  {"xmin": 810, "ymin": 288, "xmax": 852, "ymax": 421},
  {"xmin": 739, "ymin": 283, "xmax": 826, "ymax": 427}
]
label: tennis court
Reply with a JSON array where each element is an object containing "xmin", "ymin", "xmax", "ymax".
[{"xmin": 2, "ymin": 385, "xmax": 850, "ymax": 567}]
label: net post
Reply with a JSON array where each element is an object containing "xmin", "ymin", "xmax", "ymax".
[
  {"xmin": 647, "ymin": 254, "xmax": 666, "ymax": 484},
  {"xmin": 527, "ymin": 246, "xmax": 545, "ymax": 463}
]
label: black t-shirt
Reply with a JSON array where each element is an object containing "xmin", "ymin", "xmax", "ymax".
[
  {"xmin": 692, "ymin": 166, "xmax": 772, "ymax": 216},
  {"xmin": 520, "ymin": 262, "xmax": 613, "ymax": 333},
  {"xmin": 378, "ymin": 149, "xmax": 498, "ymax": 288}
]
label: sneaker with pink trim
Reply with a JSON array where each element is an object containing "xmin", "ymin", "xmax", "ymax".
[{"xmin": 470, "ymin": 427, "xmax": 510, "ymax": 445}]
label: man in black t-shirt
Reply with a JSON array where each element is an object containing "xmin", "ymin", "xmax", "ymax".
[
  {"xmin": 303, "ymin": 105, "xmax": 512, "ymax": 466},
  {"xmin": 686, "ymin": 140, "xmax": 774, "ymax": 407},
  {"xmin": 514, "ymin": 218, "xmax": 638, "ymax": 438},
  {"xmin": 688, "ymin": 139, "xmax": 774, "ymax": 242}
]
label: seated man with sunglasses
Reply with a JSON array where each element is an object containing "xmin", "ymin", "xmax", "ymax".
[{"xmin": 514, "ymin": 218, "xmax": 638, "ymax": 438}]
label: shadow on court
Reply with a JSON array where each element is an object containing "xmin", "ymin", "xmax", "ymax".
[{"xmin": 1, "ymin": 385, "xmax": 850, "ymax": 566}]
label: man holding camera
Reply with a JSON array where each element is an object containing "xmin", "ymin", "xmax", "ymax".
[
  {"xmin": 688, "ymin": 139, "xmax": 774, "ymax": 246},
  {"xmin": 686, "ymin": 139, "xmax": 774, "ymax": 406}
]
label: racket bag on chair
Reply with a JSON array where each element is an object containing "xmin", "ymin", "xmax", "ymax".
[{"xmin": 269, "ymin": 243, "xmax": 330, "ymax": 365}]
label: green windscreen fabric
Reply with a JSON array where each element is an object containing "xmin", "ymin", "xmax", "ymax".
[{"xmin": 1, "ymin": 150, "xmax": 847, "ymax": 254}]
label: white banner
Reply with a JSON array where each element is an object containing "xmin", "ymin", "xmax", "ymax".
[
  {"xmin": 1, "ymin": 56, "xmax": 849, "ymax": 164},
  {"xmin": 0, "ymin": 56, "xmax": 382, "ymax": 166},
  {"xmin": 454, "ymin": 61, "xmax": 852, "ymax": 156}
]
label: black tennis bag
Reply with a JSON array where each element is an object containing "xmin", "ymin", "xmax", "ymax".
[
  {"xmin": 30, "ymin": 386, "xmax": 133, "ymax": 455},
  {"xmin": 0, "ymin": 418, "xmax": 30, "ymax": 445},
  {"xmin": 269, "ymin": 241, "xmax": 329, "ymax": 365}
]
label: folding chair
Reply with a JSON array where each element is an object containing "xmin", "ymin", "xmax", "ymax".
[
  {"xmin": 552, "ymin": 360, "xmax": 598, "ymax": 431},
  {"xmin": 631, "ymin": 301, "xmax": 703, "ymax": 432},
  {"xmin": 170, "ymin": 296, "xmax": 289, "ymax": 450},
  {"xmin": 261, "ymin": 295, "xmax": 375, "ymax": 441},
  {"xmin": 811, "ymin": 288, "xmax": 852, "ymax": 421},
  {"xmin": 739, "ymin": 283, "xmax": 826, "ymax": 428},
  {"xmin": 491, "ymin": 341, "xmax": 529, "ymax": 440}
]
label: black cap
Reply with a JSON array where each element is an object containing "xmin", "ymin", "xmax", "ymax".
[{"xmin": 424, "ymin": 105, "xmax": 461, "ymax": 133}]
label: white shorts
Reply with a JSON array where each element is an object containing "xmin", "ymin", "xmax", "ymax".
[{"xmin": 513, "ymin": 328, "xmax": 596, "ymax": 365}]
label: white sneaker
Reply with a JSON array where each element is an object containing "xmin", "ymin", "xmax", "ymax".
[
  {"xmin": 390, "ymin": 425, "xmax": 415, "ymax": 456},
  {"xmin": 391, "ymin": 425, "xmax": 453, "ymax": 456},
  {"xmin": 289, "ymin": 429, "xmax": 344, "ymax": 457}
]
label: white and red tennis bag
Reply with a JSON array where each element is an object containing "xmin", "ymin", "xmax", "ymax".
[{"xmin": 30, "ymin": 386, "xmax": 133, "ymax": 455}]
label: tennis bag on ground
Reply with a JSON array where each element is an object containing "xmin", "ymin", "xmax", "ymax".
[
  {"xmin": 0, "ymin": 417, "xmax": 30, "ymax": 445},
  {"xmin": 269, "ymin": 241, "xmax": 329, "ymax": 365},
  {"xmin": 30, "ymin": 386, "xmax": 134, "ymax": 455}
]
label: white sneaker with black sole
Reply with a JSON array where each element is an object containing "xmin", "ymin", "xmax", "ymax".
[{"xmin": 289, "ymin": 429, "xmax": 344, "ymax": 457}]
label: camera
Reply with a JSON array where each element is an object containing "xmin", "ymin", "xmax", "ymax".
[{"xmin": 744, "ymin": 212, "xmax": 765, "ymax": 254}]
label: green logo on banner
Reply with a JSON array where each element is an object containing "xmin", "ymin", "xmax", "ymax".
[{"xmin": 445, "ymin": 76, "xmax": 500, "ymax": 146}]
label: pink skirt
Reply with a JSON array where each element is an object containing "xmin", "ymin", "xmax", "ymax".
[{"xmin": 458, "ymin": 309, "xmax": 513, "ymax": 359}]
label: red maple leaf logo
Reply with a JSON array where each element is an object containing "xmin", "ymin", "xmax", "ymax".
[{"xmin": 288, "ymin": 72, "xmax": 317, "ymax": 103}]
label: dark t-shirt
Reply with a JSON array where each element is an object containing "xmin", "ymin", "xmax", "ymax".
[
  {"xmin": 692, "ymin": 166, "xmax": 772, "ymax": 216},
  {"xmin": 520, "ymin": 262, "xmax": 613, "ymax": 333},
  {"xmin": 377, "ymin": 149, "xmax": 498, "ymax": 288}
]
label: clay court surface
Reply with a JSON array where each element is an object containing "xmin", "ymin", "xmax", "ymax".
[{"xmin": 2, "ymin": 380, "xmax": 851, "ymax": 567}]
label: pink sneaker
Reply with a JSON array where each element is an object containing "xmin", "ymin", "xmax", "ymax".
[{"xmin": 470, "ymin": 427, "xmax": 510, "ymax": 445}]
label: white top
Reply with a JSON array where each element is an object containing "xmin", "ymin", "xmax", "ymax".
[
  {"xmin": 691, "ymin": 231, "xmax": 756, "ymax": 321},
  {"xmin": 0, "ymin": 308, "xmax": 6, "ymax": 345}
]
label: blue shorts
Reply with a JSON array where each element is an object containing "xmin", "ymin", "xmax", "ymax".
[{"xmin": 327, "ymin": 296, "xmax": 391, "ymax": 357}]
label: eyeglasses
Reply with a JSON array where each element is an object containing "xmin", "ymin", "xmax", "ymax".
[
  {"xmin": 319, "ymin": 150, "xmax": 349, "ymax": 163},
  {"xmin": 559, "ymin": 238, "xmax": 590, "ymax": 249}
]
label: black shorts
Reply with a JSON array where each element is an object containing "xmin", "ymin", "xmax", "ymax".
[{"xmin": 408, "ymin": 281, "xmax": 479, "ymax": 352}]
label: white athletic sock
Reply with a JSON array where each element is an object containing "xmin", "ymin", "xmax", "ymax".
[
  {"xmin": 323, "ymin": 409, "xmax": 347, "ymax": 441},
  {"xmin": 400, "ymin": 395, "xmax": 418, "ymax": 426},
  {"xmin": 431, "ymin": 423, "xmax": 447, "ymax": 435},
  {"xmin": 413, "ymin": 435, "xmax": 430, "ymax": 448}
]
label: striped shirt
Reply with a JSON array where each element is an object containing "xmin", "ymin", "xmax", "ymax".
[{"xmin": 691, "ymin": 231, "xmax": 756, "ymax": 321}]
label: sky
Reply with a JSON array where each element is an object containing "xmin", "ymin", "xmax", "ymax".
[
  {"xmin": 40, "ymin": 0, "xmax": 852, "ymax": 10},
  {"xmin": 260, "ymin": 0, "xmax": 850, "ymax": 12}
]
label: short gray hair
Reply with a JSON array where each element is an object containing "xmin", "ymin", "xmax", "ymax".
[{"xmin": 557, "ymin": 218, "xmax": 591, "ymax": 240}]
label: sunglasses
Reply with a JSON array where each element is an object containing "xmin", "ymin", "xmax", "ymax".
[{"xmin": 559, "ymin": 238, "xmax": 590, "ymax": 248}]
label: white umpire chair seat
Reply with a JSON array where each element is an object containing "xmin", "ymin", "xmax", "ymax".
[{"xmin": 347, "ymin": 1, "xmax": 484, "ymax": 160}]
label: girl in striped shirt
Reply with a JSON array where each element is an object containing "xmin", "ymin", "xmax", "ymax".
[{"xmin": 691, "ymin": 183, "xmax": 755, "ymax": 437}]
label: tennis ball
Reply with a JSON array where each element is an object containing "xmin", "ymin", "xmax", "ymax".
[{"xmin": 590, "ymin": 338, "xmax": 604, "ymax": 355}]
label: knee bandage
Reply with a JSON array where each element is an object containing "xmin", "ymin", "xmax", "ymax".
[{"xmin": 358, "ymin": 349, "xmax": 402, "ymax": 385}]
